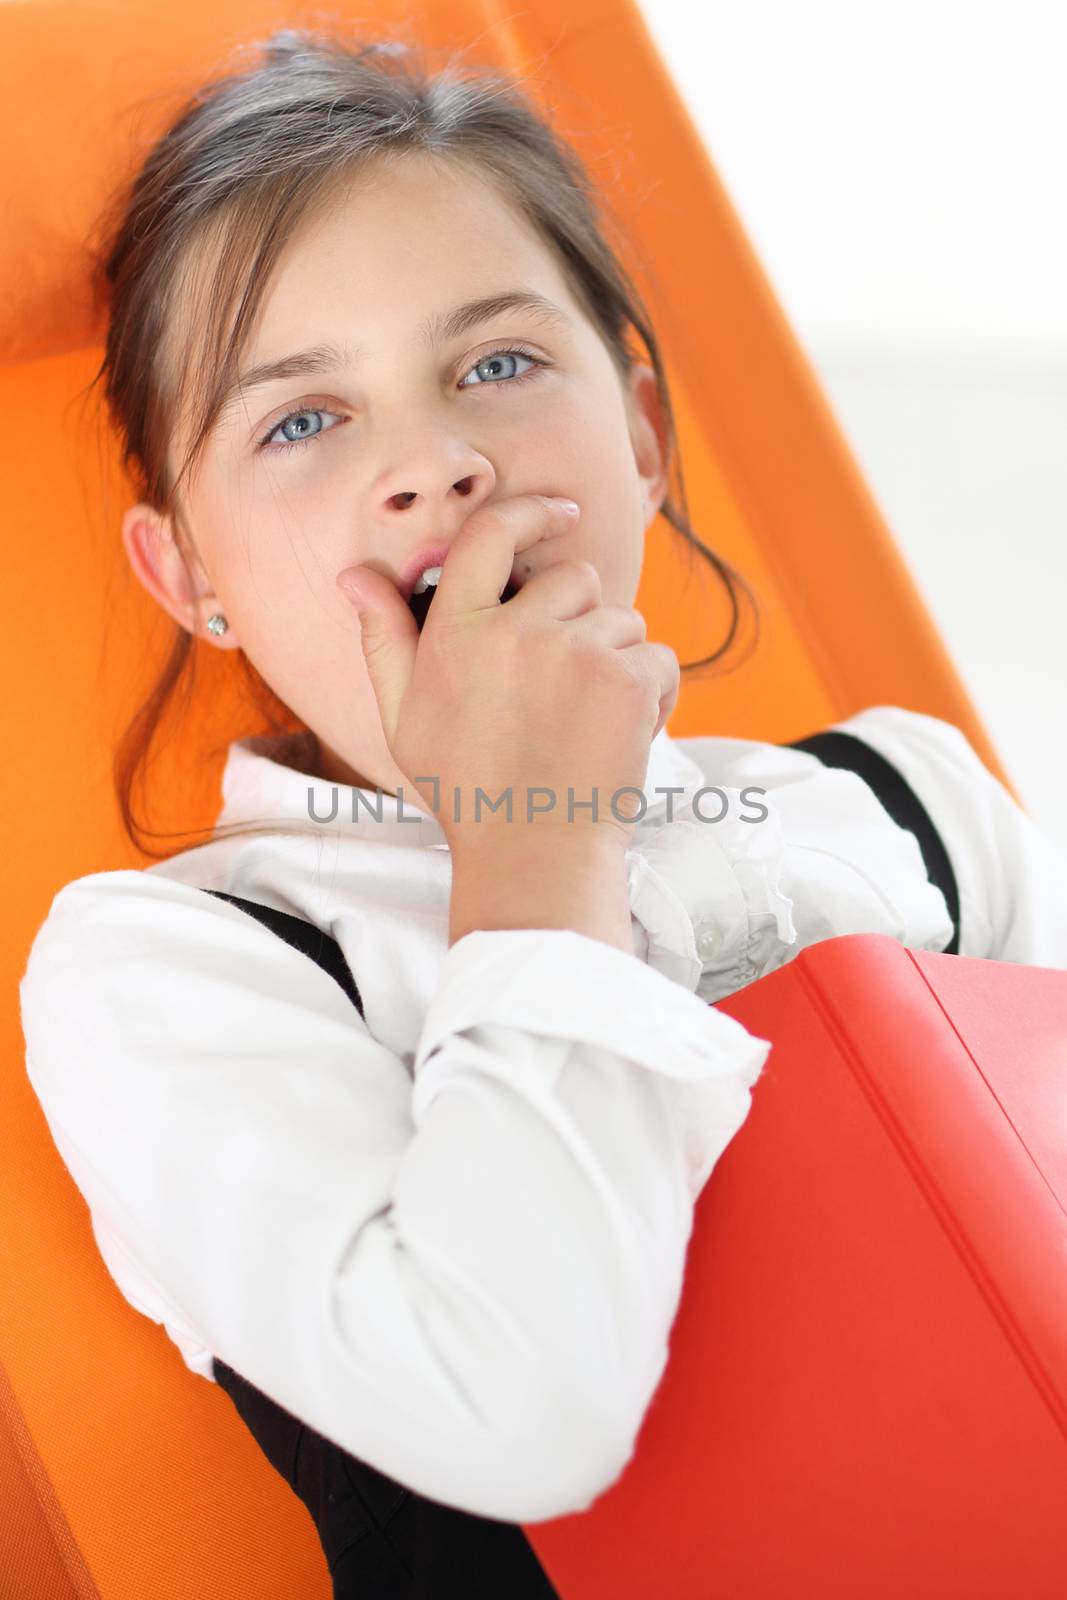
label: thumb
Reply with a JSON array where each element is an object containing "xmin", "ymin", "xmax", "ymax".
[{"xmin": 336, "ymin": 564, "xmax": 419, "ymax": 745}]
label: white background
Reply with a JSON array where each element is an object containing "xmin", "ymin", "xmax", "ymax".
[{"xmin": 638, "ymin": 0, "xmax": 1067, "ymax": 849}]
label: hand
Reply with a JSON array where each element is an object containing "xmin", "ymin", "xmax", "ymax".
[{"xmin": 336, "ymin": 493, "xmax": 679, "ymax": 856}]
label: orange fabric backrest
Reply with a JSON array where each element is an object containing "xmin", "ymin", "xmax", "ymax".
[{"xmin": 1, "ymin": 1, "xmax": 1018, "ymax": 1594}]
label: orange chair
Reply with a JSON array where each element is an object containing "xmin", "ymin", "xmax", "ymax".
[{"xmin": 1, "ymin": 1, "xmax": 1024, "ymax": 1595}]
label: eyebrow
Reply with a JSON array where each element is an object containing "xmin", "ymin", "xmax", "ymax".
[{"xmin": 219, "ymin": 289, "xmax": 573, "ymax": 420}]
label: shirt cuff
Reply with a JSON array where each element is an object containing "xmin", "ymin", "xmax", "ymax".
[
  {"xmin": 631, "ymin": 793, "xmax": 798, "ymax": 1001},
  {"xmin": 412, "ymin": 927, "xmax": 771, "ymax": 1115}
]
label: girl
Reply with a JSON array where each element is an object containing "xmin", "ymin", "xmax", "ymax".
[{"xmin": 18, "ymin": 25, "xmax": 1067, "ymax": 1599}]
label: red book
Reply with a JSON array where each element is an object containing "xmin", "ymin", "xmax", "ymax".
[{"xmin": 528, "ymin": 932, "xmax": 1067, "ymax": 1598}]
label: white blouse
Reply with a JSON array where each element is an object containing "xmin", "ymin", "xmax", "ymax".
[{"xmin": 18, "ymin": 703, "xmax": 1067, "ymax": 1523}]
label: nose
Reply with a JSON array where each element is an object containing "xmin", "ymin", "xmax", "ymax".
[{"xmin": 387, "ymin": 475, "xmax": 480, "ymax": 511}]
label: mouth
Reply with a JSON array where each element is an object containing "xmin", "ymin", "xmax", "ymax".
[{"xmin": 408, "ymin": 574, "xmax": 521, "ymax": 632}]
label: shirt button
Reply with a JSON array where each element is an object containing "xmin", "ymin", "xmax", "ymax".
[{"xmin": 694, "ymin": 920, "xmax": 721, "ymax": 963}]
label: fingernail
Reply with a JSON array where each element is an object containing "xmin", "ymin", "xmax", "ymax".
[
  {"xmin": 337, "ymin": 571, "xmax": 365, "ymax": 610},
  {"xmin": 554, "ymin": 498, "xmax": 580, "ymax": 516}
]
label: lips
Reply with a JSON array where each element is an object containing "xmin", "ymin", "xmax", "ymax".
[{"xmin": 398, "ymin": 543, "xmax": 452, "ymax": 605}]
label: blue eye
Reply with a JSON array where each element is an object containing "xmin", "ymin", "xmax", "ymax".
[
  {"xmin": 257, "ymin": 344, "xmax": 547, "ymax": 456},
  {"xmin": 260, "ymin": 406, "xmax": 343, "ymax": 455},
  {"xmin": 458, "ymin": 346, "xmax": 541, "ymax": 389}
]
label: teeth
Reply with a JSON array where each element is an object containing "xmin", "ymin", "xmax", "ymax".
[{"xmin": 412, "ymin": 566, "xmax": 443, "ymax": 596}]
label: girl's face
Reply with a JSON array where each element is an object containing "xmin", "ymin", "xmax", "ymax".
[{"xmin": 123, "ymin": 152, "xmax": 669, "ymax": 796}]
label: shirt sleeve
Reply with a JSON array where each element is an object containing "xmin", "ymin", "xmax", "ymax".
[
  {"xmin": 18, "ymin": 867, "xmax": 771, "ymax": 1524},
  {"xmin": 833, "ymin": 704, "xmax": 1067, "ymax": 968}
]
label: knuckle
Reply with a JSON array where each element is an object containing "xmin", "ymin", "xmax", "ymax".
[
  {"xmin": 627, "ymin": 648, "xmax": 666, "ymax": 698},
  {"xmin": 650, "ymin": 640, "xmax": 680, "ymax": 678},
  {"xmin": 611, "ymin": 649, "xmax": 648, "ymax": 695},
  {"xmin": 614, "ymin": 605, "xmax": 646, "ymax": 639},
  {"xmin": 564, "ymin": 559, "xmax": 601, "ymax": 589}
]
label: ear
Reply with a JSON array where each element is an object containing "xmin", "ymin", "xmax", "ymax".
[
  {"xmin": 623, "ymin": 362, "xmax": 670, "ymax": 523},
  {"xmin": 120, "ymin": 503, "xmax": 239, "ymax": 648}
]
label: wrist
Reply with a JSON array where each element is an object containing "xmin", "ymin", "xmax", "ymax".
[{"xmin": 446, "ymin": 817, "xmax": 632, "ymax": 872}]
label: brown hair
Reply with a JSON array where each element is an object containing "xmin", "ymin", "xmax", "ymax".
[{"xmin": 84, "ymin": 25, "xmax": 760, "ymax": 861}]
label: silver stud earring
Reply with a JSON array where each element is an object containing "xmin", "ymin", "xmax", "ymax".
[{"xmin": 206, "ymin": 613, "xmax": 228, "ymax": 636}]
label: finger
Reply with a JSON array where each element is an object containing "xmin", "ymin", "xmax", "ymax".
[
  {"xmin": 505, "ymin": 557, "xmax": 604, "ymax": 623},
  {"xmin": 566, "ymin": 604, "xmax": 648, "ymax": 647},
  {"xmin": 618, "ymin": 641, "xmax": 681, "ymax": 738},
  {"xmin": 431, "ymin": 495, "xmax": 580, "ymax": 618}
]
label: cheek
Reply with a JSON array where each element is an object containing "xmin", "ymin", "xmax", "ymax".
[
  {"xmin": 540, "ymin": 384, "xmax": 622, "ymax": 460},
  {"xmin": 530, "ymin": 387, "xmax": 644, "ymax": 578},
  {"xmin": 208, "ymin": 502, "xmax": 353, "ymax": 664},
  {"xmin": 514, "ymin": 390, "xmax": 636, "ymax": 532},
  {"xmin": 219, "ymin": 477, "xmax": 350, "ymax": 589}
]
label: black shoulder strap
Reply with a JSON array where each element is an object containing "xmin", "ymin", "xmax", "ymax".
[
  {"xmin": 204, "ymin": 888, "xmax": 364, "ymax": 1012},
  {"xmin": 782, "ymin": 728, "xmax": 961, "ymax": 955},
  {"xmin": 198, "ymin": 886, "xmax": 560, "ymax": 1598}
]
